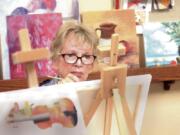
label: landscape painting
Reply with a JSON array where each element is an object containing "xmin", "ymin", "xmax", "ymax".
[{"xmin": 143, "ymin": 21, "xmax": 180, "ymax": 67}]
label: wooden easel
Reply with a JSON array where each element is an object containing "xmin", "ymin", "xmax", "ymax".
[
  {"xmin": 12, "ymin": 29, "xmax": 50, "ymax": 87},
  {"xmin": 84, "ymin": 34, "xmax": 137, "ymax": 135}
]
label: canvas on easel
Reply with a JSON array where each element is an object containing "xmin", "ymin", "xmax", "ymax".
[
  {"xmin": 80, "ymin": 33, "xmax": 151, "ymax": 135},
  {"xmin": 0, "ymin": 84, "xmax": 87, "ymax": 135},
  {"xmin": 77, "ymin": 74, "xmax": 151, "ymax": 135},
  {"xmin": 0, "ymin": 74, "xmax": 151, "ymax": 135}
]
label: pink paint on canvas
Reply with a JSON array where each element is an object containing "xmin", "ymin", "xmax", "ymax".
[{"xmin": 7, "ymin": 13, "xmax": 62, "ymax": 79}]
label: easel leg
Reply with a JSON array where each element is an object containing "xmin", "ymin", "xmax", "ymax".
[
  {"xmin": 25, "ymin": 63, "xmax": 38, "ymax": 87},
  {"xmin": 84, "ymin": 91, "xmax": 102, "ymax": 126},
  {"xmin": 113, "ymin": 88, "xmax": 130, "ymax": 135},
  {"xmin": 104, "ymin": 97, "xmax": 113, "ymax": 135},
  {"xmin": 133, "ymin": 85, "xmax": 142, "ymax": 121},
  {"xmin": 121, "ymin": 95, "xmax": 137, "ymax": 135}
]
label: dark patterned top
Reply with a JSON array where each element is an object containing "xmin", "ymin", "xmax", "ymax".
[{"xmin": 39, "ymin": 78, "xmax": 59, "ymax": 86}]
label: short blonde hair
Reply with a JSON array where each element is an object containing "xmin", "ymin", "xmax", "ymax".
[{"xmin": 50, "ymin": 22, "xmax": 99, "ymax": 60}]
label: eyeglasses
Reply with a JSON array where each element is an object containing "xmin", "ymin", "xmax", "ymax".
[{"xmin": 58, "ymin": 53, "xmax": 96, "ymax": 65}]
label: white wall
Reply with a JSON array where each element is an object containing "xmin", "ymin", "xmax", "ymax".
[{"xmin": 79, "ymin": 0, "xmax": 112, "ymax": 12}]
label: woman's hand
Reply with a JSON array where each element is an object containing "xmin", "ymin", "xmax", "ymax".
[{"xmin": 59, "ymin": 73, "xmax": 80, "ymax": 84}]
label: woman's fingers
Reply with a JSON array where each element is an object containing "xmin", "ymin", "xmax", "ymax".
[{"xmin": 60, "ymin": 74, "xmax": 80, "ymax": 84}]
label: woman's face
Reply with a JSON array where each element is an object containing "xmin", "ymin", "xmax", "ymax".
[{"xmin": 54, "ymin": 32, "xmax": 94, "ymax": 81}]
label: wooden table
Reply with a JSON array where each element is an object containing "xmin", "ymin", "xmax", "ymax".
[
  {"xmin": 89, "ymin": 65, "xmax": 180, "ymax": 90},
  {"xmin": 0, "ymin": 65, "xmax": 180, "ymax": 92}
]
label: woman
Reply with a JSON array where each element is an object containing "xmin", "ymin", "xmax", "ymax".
[{"xmin": 41, "ymin": 22, "xmax": 99, "ymax": 85}]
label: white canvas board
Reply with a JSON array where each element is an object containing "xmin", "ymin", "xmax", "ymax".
[
  {"xmin": 75, "ymin": 74, "xmax": 152, "ymax": 135},
  {"xmin": 0, "ymin": 74, "xmax": 151, "ymax": 135}
]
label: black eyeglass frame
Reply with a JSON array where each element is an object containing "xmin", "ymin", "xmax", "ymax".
[{"xmin": 59, "ymin": 53, "xmax": 96, "ymax": 65}]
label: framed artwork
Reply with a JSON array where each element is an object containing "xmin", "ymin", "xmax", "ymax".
[
  {"xmin": 152, "ymin": 0, "xmax": 174, "ymax": 11},
  {"xmin": 143, "ymin": 21, "xmax": 180, "ymax": 67},
  {"xmin": 122, "ymin": 0, "xmax": 152, "ymax": 12}
]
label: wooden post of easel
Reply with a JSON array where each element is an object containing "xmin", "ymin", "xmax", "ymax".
[
  {"xmin": 12, "ymin": 29, "xmax": 50, "ymax": 87},
  {"xmin": 84, "ymin": 33, "xmax": 137, "ymax": 135}
]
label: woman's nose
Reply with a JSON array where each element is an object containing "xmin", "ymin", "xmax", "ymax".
[{"xmin": 74, "ymin": 58, "xmax": 83, "ymax": 66}]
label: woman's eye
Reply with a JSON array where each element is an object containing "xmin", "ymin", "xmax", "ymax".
[
  {"xmin": 83, "ymin": 55, "xmax": 91, "ymax": 59},
  {"xmin": 67, "ymin": 54, "xmax": 76, "ymax": 57}
]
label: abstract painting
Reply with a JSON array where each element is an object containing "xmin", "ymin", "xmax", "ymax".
[{"xmin": 7, "ymin": 13, "xmax": 62, "ymax": 79}]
